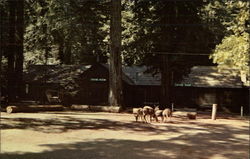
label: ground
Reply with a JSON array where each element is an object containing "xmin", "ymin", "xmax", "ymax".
[{"xmin": 0, "ymin": 111, "xmax": 249, "ymax": 159}]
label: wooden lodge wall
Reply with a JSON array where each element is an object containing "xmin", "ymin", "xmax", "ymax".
[
  {"xmin": 25, "ymin": 64, "xmax": 161, "ymax": 107},
  {"xmin": 24, "ymin": 64, "xmax": 248, "ymax": 113},
  {"xmin": 76, "ymin": 65, "xmax": 161, "ymax": 106},
  {"xmin": 173, "ymin": 87, "xmax": 249, "ymax": 113}
]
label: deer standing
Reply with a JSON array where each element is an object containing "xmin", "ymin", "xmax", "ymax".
[
  {"xmin": 162, "ymin": 108, "xmax": 172, "ymax": 122},
  {"xmin": 133, "ymin": 108, "xmax": 143, "ymax": 122},
  {"xmin": 154, "ymin": 106, "xmax": 163, "ymax": 122},
  {"xmin": 142, "ymin": 106, "xmax": 154, "ymax": 123}
]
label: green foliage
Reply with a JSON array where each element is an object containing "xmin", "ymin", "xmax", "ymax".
[
  {"xmin": 121, "ymin": 0, "xmax": 139, "ymax": 65},
  {"xmin": 211, "ymin": 33, "xmax": 249, "ymax": 75},
  {"xmin": 122, "ymin": 0, "xmax": 214, "ymax": 81},
  {"xmin": 0, "ymin": 0, "xmax": 9, "ymax": 58},
  {"xmin": 24, "ymin": 0, "xmax": 110, "ymax": 66},
  {"xmin": 201, "ymin": 0, "xmax": 250, "ymax": 76}
]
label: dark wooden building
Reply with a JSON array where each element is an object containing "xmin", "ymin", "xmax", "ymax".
[
  {"xmin": 23, "ymin": 65, "xmax": 92, "ymax": 104},
  {"xmin": 24, "ymin": 64, "xmax": 161, "ymax": 106},
  {"xmin": 24, "ymin": 64, "xmax": 248, "ymax": 112},
  {"xmin": 173, "ymin": 66, "xmax": 249, "ymax": 113},
  {"xmin": 122, "ymin": 66, "xmax": 160, "ymax": 107}
]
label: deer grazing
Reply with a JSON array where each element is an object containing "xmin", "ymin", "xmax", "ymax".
[
  {"xmin": 154, "ymin": 106, "xmax": 163, "ymax": 122},
  {"xmin": 142, "ymin": 106, "xmax": 155, "ymax": 123},
  {"xmin": 132, "ymin": 106, "xmax": 173, "ymax": 123},
  {"xmin": 162, "ymin": 108, "xmax": 172, "ymax": 122},
  {"xmin": 133, "ymin": 108, "xmax": 143, "ymax": 122}
]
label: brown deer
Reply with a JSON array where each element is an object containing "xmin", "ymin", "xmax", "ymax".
[
  {"xmin": 133, "ymin": 108, "xmax": 143, "ymax": 122},
  {"xmin": 154, "ymin": 106, "xmax": 163, "ymax": 122},
  {"xmin": 142, "ymin": 106, "xmax": 155, "ymax": 123},
  {"xmin": 162, "ymin": 108, "xmax": 172, "ymax": 122}
]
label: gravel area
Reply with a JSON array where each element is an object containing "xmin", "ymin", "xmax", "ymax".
[{"xmin": 0, "ymin": 111, "xmax": 249, "ymax": 159}]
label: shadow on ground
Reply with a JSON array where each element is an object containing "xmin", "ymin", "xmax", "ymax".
[
  {"xmin": 0, "ymin": 112, "xmax": 249, "ymax": 134},
  {"xmin": 1, "ymin": 112, "xmax": 249, "ymax": 159},
  {"xmin": 1, "ymin": 133, "xmax": 249, "ymax": 159},
  {"xmin": 1, "ymin": 114, "xmax": 179, "ymax": 134}
]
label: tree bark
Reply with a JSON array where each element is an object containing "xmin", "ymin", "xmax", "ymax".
[
  {"xmin": 63, "ymin": 42, "xmax": 72, "ymax": 64},
  {"xmin": 159, "ymin": 2, "xmax": 176, "ymax": 108},
  {"xmin": 7, "ymin": 0, "xmax": 17, "ymax": 102},
  {"xmin": 15, "ymin": 0, "xmax": 24, "ymax": 98},
  {"xmin": 58, "ymin": 40, "xmax": 64, "ymax": 64},
  {"xmin": 160, "ymin": 55, "xmax": 171, "ymax": 108},
  {"xmin": 0, "ymin": 8, "xmax": 3, "ymax": 105},
  {"xmin": 109, "ymin": 0, "xmax": 123, "ymax": 106}
]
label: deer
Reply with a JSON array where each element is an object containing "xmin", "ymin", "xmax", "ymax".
[
  {"xmin": 162, "ymin": 108, "xmax": 172, "ymax": 122},
  {"xmin": 154, "ymin": 106, "xmax": 163, "ymax": 122},
  {"xmin": 132, "ymin": 108, "xmax": 143, "ymax": 122},
  {"xmin": 142, "ymin": 106, "xmax": 155, "ymax": 123}
]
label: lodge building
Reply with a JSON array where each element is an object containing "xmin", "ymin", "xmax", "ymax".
[{"xmin": 23, "ymin": 64, "xmax": 249, "ymax": 113}]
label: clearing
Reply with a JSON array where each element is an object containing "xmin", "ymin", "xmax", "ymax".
[{"xmin": 0, "ymin": 111, "xmax": 249, "ymax": 159}]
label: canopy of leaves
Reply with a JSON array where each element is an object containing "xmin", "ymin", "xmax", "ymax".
[
  {"xmin": 24, "ymin": 0, "xmax": 110, "ymax": 66},
  {"xmin": 122, "ymin": 0, "xmax": 215, "ymax": 81},
  {"xmin": 201, "ymin": 0, "xmax": 250, "ymax": 76},
  {"xmin": 211, "ymin": 33, "xmax": 249, "ymax": 75}
]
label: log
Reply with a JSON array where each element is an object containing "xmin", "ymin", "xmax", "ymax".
[
  {"xmin": 6, "ymin": 105, "xmax": 64, "ymax": 113},
  {"xmin": 187, "ymin": 112, "xmax": 197, "ymax": 120},
  {"xmin": 71, "ymin": 105, "xmax": 90, "ymax": 111},
  {"xmin": 89, "ymin": 106, "xmax": 121, "ymax": 113},
  {"xmin": 6, "ymin": 106, "xmax": 19, "ymax": 113},
  {"xmin": 71, "ymin": 105, "xmax": 121, "ymax": 113}
]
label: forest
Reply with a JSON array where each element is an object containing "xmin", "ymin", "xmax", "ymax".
[{"xmin": 0, "ymin": 0, "xmax": 249, "ymax": 107}]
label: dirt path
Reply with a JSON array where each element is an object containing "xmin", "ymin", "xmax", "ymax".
[{"xmin": 0, "ymin": 111, "xmax": 249, "ymax": 159}]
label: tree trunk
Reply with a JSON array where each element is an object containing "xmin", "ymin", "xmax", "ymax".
[
  {"xmin": 159, "ymin": 2, "xmax": 176, "ymax": 109},
  {"xmin": 0, "ymin": 8, "xmax": 3, "ymax": 105},
  {"xmin": 63, "ymin": 43, "xmax": 72, "ymax": 64},
  {"xmin": 58, "ymin": 40, "xmax": 64, "ymax": 64},
  {"xmin": 7, "ymin": 0, "xmax": 17, "ymax": 102},
  {"xmin": 160, "ymin": 55, "xmax": 171, "ymax": 108},
  {"xmin": 43, "ymin": 26, "xmax": 49, "ymax": 65},
  {"xmin": 109, "ymin": 0, "xmax": 123, "ymax": 107},
  {"xmin": 15, "ymin": 0, "xmax": 24, "ymax": 98}
]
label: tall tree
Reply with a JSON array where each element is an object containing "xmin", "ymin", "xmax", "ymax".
[
  {"xmin": 0, "ymin": 0, "xmax": 9, "ymax": 103},
  {"xmin": 127, "ymin": 0, "xmax": 214, "ymax": 107},
  {"xmin": 109, "ymin": 0, "xmax": 123, "ymax": 106},
  {"xmin": 0, "ymin": 2, "xmax": 3, "ymax": 104},
  {"xmin": 15, "ymin": 0, "xmax": 24, "ymax": 98},
  {"xmin": 201, "ymin": 0, "xmax": 250, "ymax": 79},
  {"xmin": 24, "ymin": 0, "xmax": 110, "ymax": 66},
  {"xmin": 7, "ymin": 0, "xmax": 17, "ymax": 102}
]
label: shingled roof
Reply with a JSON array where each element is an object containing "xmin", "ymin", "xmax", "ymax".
[
  {"xmin": 24, "ymin": 65, "xmax": 91, "ymax": 83},
  {"xmin": 178, "ymin": 66, "xmax": 243, "ymax": 88},
  {"xmin": 25, "ymin": 65, "xmax": 244, "ymax": 88},
  {"xmin": 25, "ymin": 64, "xmax": 161, "ymax": 86},
  {"xmin": 123, "ymin": 66, "xmax": 161, "ymax": 86},
  {"xmin": 100, "ymin": 64, "xmax": 161, "ymax": 85}
]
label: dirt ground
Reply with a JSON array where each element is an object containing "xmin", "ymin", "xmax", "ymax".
[{"xmin": 0, "ymin": 111, "xmax": 249, "ymax": 159}]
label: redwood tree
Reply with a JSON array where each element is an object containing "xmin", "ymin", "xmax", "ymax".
[
  {"xmin": 109, "ymin": 0, "xmax": 123, "ymax": 106},
  {"xmin": 15, "ymin": 0, "xmax": 24, "ymax": 98},
  {"xmin": 7, "ymin": 0, "xmax": 16, "ymax": 102},
  {"xmin": 6, "ymin": 0, "xmax": 24, "ymax": 102}
]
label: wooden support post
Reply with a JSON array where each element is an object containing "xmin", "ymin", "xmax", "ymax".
[
  {"xmin": 211, "ymin": 104, "xmax": 217, "ymax": 120},
  {"xmin": 171, "ymin": 103, "xmax": 174, "ymax": 112},
  {"xmin": 240, "ymin": 106, "xmax": 243, "ymax": 117}
]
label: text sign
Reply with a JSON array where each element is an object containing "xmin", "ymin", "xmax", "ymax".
[
  {"xmin": 175, "ymin": 83, "xmax": 192, "ymax": 87},
  {"xmin": 90, "ymin": 78, "xmax": 107, "ymax": 82}
]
